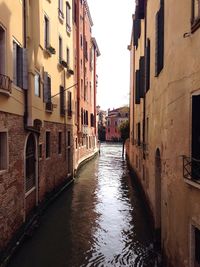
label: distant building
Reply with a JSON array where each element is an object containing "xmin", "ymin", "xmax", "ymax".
[
  {"xmin": 106, "ymin": 107, "xmax": 129, "ymax": 142},
  {"xmin": 97, "ymin": 105, "xmax": 107, "ymax": 141}
]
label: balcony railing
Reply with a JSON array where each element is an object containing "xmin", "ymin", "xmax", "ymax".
[
  {"xmin": 182, "ymin": 155, "xmax": 200, "ymax": 181},
  {"xmin": 0, "ymin": 74, "xmax": 12, "ymax": 95}
]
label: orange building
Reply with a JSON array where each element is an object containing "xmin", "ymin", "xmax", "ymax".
[
  {"xmin": 73, "ymin": 0, "xmax": 100, "ymax": 170},
  {"xmin": 106, "ymin": 107, "xmax": 129, "ymax": 142}
]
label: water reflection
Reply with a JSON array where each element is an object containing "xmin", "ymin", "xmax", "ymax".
[{"xmin": 8, "ymin": 143, "xmax": 154, "ymax": 267}]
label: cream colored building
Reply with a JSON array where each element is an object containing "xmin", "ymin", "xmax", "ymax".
[
  {"xmin": 127, "ymin": 0, "xmax": 200, "ymax": 266},
  {"xmin": 0, "ymin": 0, "xmax": 98, "ymax": 258}
]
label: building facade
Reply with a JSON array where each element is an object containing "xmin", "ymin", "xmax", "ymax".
[
  {"xmin": 73, "ymin": 0, "xmax": 100, "ymax": 171},
  {"xmin": 0, "ymin": 0, "xmax": 99, "ymax": 258},
  {"xmin": 106, "ymin": 107, "xmax": 129, "ymax": 142},
  {"xmin": 127, "ymin": 0, "xmax": 200, "ymax": 266}
]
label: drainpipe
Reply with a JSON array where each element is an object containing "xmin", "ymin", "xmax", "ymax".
[{"xmin": 23, "ymin": 0, "xmax": 28, "ymax": 128}]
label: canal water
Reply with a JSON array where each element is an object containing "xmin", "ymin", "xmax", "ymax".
[{"xmin": 8, "ymin": 143, "xmax": 156, "ymax": 267}]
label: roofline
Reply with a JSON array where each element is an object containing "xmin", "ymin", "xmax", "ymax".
[
  {"xmin": 83, "ymin": 0, "xmax": 94, "ymax": 26},
  {"xmin": 92, "ymin": 37, "xmax": 101, "ymax": 56}
]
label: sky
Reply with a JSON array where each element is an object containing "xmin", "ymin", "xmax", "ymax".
[{"xmin": 87, "ymin": 0, "xmax": 135, "ymax": 111}]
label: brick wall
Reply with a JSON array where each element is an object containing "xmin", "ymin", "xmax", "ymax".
[{"xmin": 0, "ymin": 112, "xmax": 25, "ymax": 250}]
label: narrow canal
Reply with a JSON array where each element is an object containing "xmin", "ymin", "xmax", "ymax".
[{"xmin": 8, "ymin": 143, "xmax": 155, "ymax": 267}]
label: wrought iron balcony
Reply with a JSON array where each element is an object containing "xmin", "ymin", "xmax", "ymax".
[
  {"xmin": 0, "ymin": 74, "xmax": 12, "ymax": 95},
  {"xmin": 182, "ymin": 155, "xmax": 200, "ymax": 181}
]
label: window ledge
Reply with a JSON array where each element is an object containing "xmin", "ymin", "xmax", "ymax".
[{"xmin": 184, "ymin": 178, "xmax": 200, "ymax": 190}]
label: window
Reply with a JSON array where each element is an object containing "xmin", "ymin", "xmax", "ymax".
[
  {"xmin": 0, "ymin": 132, "xmax": 8, "ymax": 171},
  {"xmin": 58, "ymin": 132, "xmax": 62, "ymax": 154},
  {"xmin": 195, "ymin": 227, "xmax": 200, "ymax": 265},
  {"xmin": 108, "ymin": 128, "xmax": 110, "ymax": 133},
  {"xmin": 115, "ymin": 121, "xmax": 118, "ymax": 126},
  {"xmin": 46, "ymin": 131, "xmax": 50, "ymax": 158},
  {"xmin": 34, "ymin": 72, "xmax": 40, "ymax": 96},
  {"xmin": 44, "ymin": 72, "xmax": 52, "ymax": 105},
  {"xmin": 90, "ymin": 113, "xmax": 94, "ymax": 127},
  {"xmin": 155, "ymin": 0, "xmax": 164, "ymax": 77},
  {"xmin": 59, "ymin": 36, "xmax": 62, "ymax": 62},
  {"xmin": 58, "ymin": 0, "xmax": 64, "ymax": 19},
  {"xmin": 73, "ymin": 1, "xmax": 77, "ymax": 23},
  {"xmin": 192, "ymin": 0, "xmax": 200, "ymax": 32},
  {"xmin": 44, "ymin": 16, "xmax": 50, "ymax": 49},
  {"xmin": 80, "ymin": 34, "xmax": 83, "ymax": 48},
  {"xmin": 67, "ymin": 91, "xmax": 72, "ymax": 116},
  {"xmin": 67, "ymin": 47, "xmax": 70, "ymax": 67},
  {"xmin": 13, "ymin": 40, "xmax": 28, "ymax": 90},
  {"xmin": 13, "ymin": 41, "xmax": 23, "ymax": 87},
  {"xmin": 60, "ymin": 86, "xmax": 65, "ymax": 115},
  {"xmin": 135, "ymin": 70, "xmax": 140, "ymax": 104},
  {"xmin": 39, "ymin": 144, "xmax": 42, "ymax": 159},
  {"xmin": 0, "ymin": 26, "xmax": 5, "ymax": 75},
  {"xmin": 66, "ymin": 2, "xmax": 71, "ymax": 32},
  {"xmin": 137, "ymin": 122, "xmax": 141, "ymax": 146},
  {"xmin": 67, "ymin": 131, "xmax": 70, "ymax": 147},
  {"xmin": 145, "ymin": 39, "xmax": 151, "ymax": 92},
  {"xmin": 192, "ymin": 95, "xmax": 200, "ymax": 179}
]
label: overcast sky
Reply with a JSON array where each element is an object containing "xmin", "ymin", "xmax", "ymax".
[{"xmin": 88, "ymin": 0, "xmax": 135, "ymax": 111}]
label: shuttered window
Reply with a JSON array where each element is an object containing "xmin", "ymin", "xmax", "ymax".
[
  {"xmin": 139, "ymin": 56, "xmax": 145, "ymax": 98},
  {"xmin": 60, "ymin": 86, "xmax": 65, "ymax": 115},
  {"xmin": 59, "ymin": 36, "xmax": 62, "ymax": 62},
  {"xmin": 44, "ymin": 72, "xmax": 51, "ymax": 103},
  {"xmin": 133, "ymin": 18, "xmax": 141, "ymax": 48},
  {"xmin": 145, "ymin": 39, "xmax": 151, "ymax": 92},
  {"xmin": 135, "ymin": 70, "xmax": 140, "ymax": 104},
  {"xmin": 155, "ymin": 0, "xmax": 164, "ymax": 77},
  {"xmin": 13, "ymin": 41, "xmax": 28, "ymax": 89},
  {"xmin": 136, "ymin": 0, "xmax": 145, "ymax": 19},
  {"xmin": 67, "ymin": 91, "xmax": 72, "ymax": 117},
  {"xmin": 44, "ymin": 16, "xmax": 50, "ymax": 49},
  {"xmin": 66, "ymin": 2, "xmax": 71, "ymax": 32},
  {"xmin": 0, "ymin": 27, "xmax": 5, "ymax": 75}
]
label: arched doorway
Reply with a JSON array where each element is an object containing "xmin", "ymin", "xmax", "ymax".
[
  {"xmin": 25, "ymin": 133, "xmax": 38, "ymax": 218},
  {"xmin": 155, "ymin": 148, "xmax": 161, "ymax": 249}
]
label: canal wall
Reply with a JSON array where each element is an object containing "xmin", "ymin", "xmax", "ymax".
[{"xmin": 0, "ymin": 148, "xmax": 99, "ymax": 267}]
